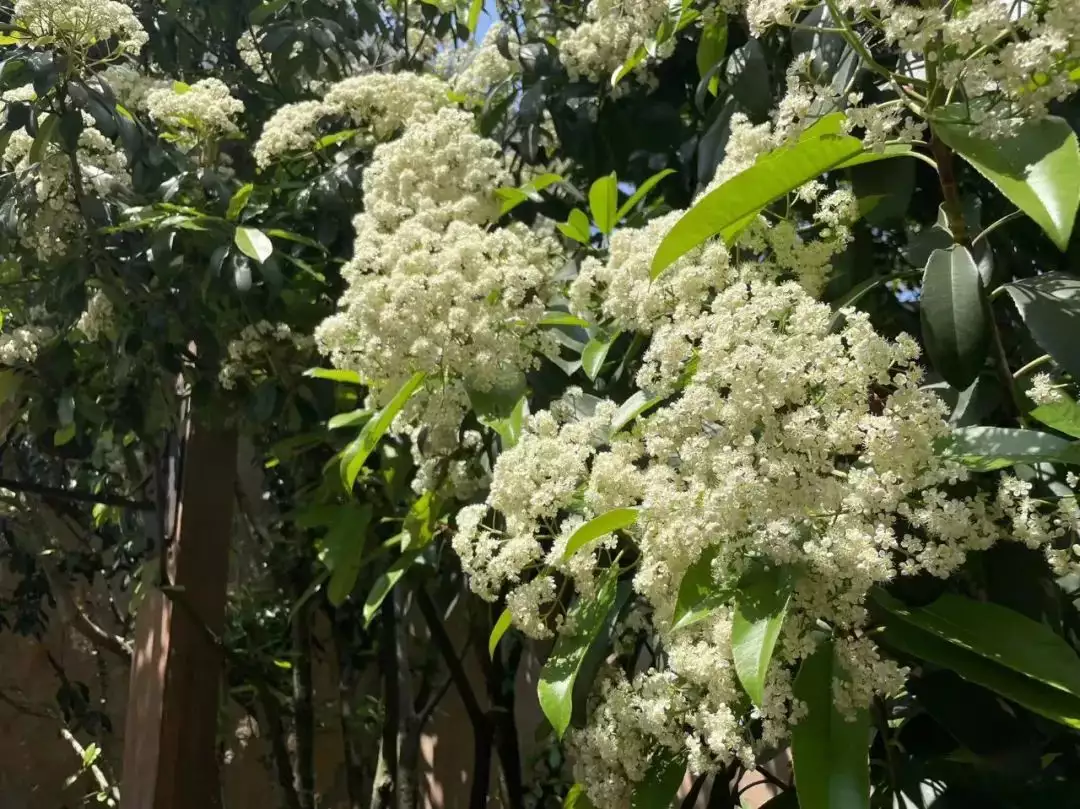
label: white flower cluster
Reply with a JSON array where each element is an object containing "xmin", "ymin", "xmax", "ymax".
[
  {"xmin": 314, "ymin": 102, "xmax": 565, "ymax": 488},
  {"xmin": 746, "ymin": 0, "xmax": 1080, "ymax": 131},
  {"xmin": 15, "ymin": 0, "xmax": 148, "ymax": 55},
  {"xmin": 253, "ymin": 72, "xmax": 451, "ymax": 167},
  {"xmin": 456, "ymin": 206, "xmax": 1076, "ymax": 804},
  {"xmin": 2, "ymin": 108, "xmax": 128, "ymax": 261},
  {"xmin": 145, "ymin": 78, "xmax": 245, "ymax": 138},
  {"xmin": 219, "ymin": 321, "xmax": 314, "ymax": 391},
  {"xmin": 448, "ymin": 23, "xmax": 521, "ymax": 107},
  {"xmin": 0, "ymin": 324, "xmax": 53, "ymax": 365},
  {"xmin": 558, "ymin": 0, "xmax": 672, "ymax": 84},
  {"xmin": 76, "ymin": 290, "xmax": 115, "ymax": 342},
  {"xmin": 95, "ymin": 65, "xmax": 170, "ymax": 113}
]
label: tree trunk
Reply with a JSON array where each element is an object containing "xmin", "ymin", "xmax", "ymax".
[
  {"xmin": 291, "ymin": 598, "xmax": 317, "ymax": 809},
  {"xmin": 120, "ymin": 413, "xmax": 238, "ymax": 809}
]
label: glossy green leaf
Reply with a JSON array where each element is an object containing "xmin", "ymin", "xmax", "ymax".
[
  {"xmin": 933, "ymin": 109, "xmax": 1080, "ymax": 251},
  {"xmin": 558, "ymin": 208, "xmax": 592, "ymax": 244},
  {"xmin": 362, "ymin": 550, "xmax": 419, "ymax": 626},
  {"xmin": 328, "ymin": 409, "xmax": 370, "ymax": 431},
  {"xmin": 652, "ymin": 113, "xmax": 862, "ymax": 276},
  {"xmin": 581, "ymin": 332, "xmax": 620, "ymax": 381},
  {"xmin": 1030, "ymin": 393, "xmax": 1080, "ymax": 439},
  {"xmin": 28, "ymin": 113, "xmax": 58, "ymax": 165},
  {"xmin": 791, "ymin": 639, "xmax": 870, "ymax": 809},
  {"xmin": 939, "ymin": 425, "xmax": 1080, "ymax": 471},
  {"xmin": 561, "ymin": 508, "xmax": 639, "ymax": 562},
  {"xmin": 611, "ymin": 45, "xmax": 647, "ymax": 86},
  {"xmin": 304, "ymin": 367, "xmax": 363, "ymax": 385},
  {"xmin": 497, "ymin": 173, "xmax": 562, "ymax": 214},
  {"xmin": 538, "ymin": 312, "xmax": 590, "ymax": 329},
  {"xmin": 733, "ymin": 565, "xmax": 794, "ymax": 708},
  {"xmin": 538, "ymin": 567, "xmax": 624, "ymax": 738},
  {"xmin": 589, "ymin": 173, "xmax": 618, "ymax": 234},
  {"xmin": 695, "ymin": 15, "xmax": 727, "ymax": 96},
  {"xmin": 630, "ymin": 748, "xmax": 685, "ymax": 809},
  {"xmin": 874, "ymin": 591, "xmax": 1080, "ymax": 729},
  {"xmin": 323, "ymin": 503, "xmax": 373, "ymax": 606},
  {"xmin": 234, "ymin": 225, "xmax": 274, "ymax": 264},
  {"xmin": 833, "ymin": 143, "xmax": 914, "ymax": 168},
  {"xmin": 615, "ymin": 169, "xmax": 677, "ymax": 223},
  {"xmin": 226, "ymin": 183, "xmax": 253, "ymax": 221},
  {"xmin": 478, "ymin": 393, "xmax": 527, "ymax": 450},
  {"xmin": 1004, "ymin": 273, "xmax": 1080, "ymax": 380},
  {"xmin": 671, "ymin": 546, "xmax": 731, "ymax": 632},
  {"xmin": 611, "ymin": 390, "xmax": 665, "ymax": 435},
  {"xmin": 489, "ymin": 607, "xmax": 512, "ymax": 658},
  {"xmin": 467, "ymin": 0, "xmax": 483, "ymax": 33},
  {"xmin": 340, "ymin": 371, "xmax": 426, "ymax": 490},
  {"xmin": 920, "ymin": 246, "xmax": 989, "ymax": 389}
]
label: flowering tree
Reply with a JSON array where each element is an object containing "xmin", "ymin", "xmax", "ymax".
[{"xmin": 1, "ymin": 0, "xmax": 1080, "ymax": 806}]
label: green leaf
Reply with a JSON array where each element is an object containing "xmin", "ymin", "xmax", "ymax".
[
  {"xmin": 652, "ymin": 113, "xmax": 862, "ymax": 276},
  {"xmin": 328, "ymin": 409, "xmax": 371, "ymax": 431},
  {"xmin": 467, "ymin": 0, "xmax": 483, "ymax": 32},
  {"xmin": 939, "ymin": 425, "xmax": 1080, "ymax": 471},
  {"xmin": 791, "ymin": 639, "xmax": 870, "ymax": 809},
  {"xmin": 1030, "ymin": 394, "xmax": 1080, "ymax": 439},
  {"xmin": 323, "ymin": 504, "xmax": 372, "ymax": 606},
  {"xmin": 833, "ymin": 143, "xmax": 914, "ymax": 168},
  {"xmin": 695, "ymin": 15, "xmax": 727, "ymax": 96},
  {"xmin": 582, "ymin": 332, "xmax": 620, "ymax": 380},
  {"xmin": 615, "ymin": 169, "xmax": 677, "ymax": 223},
  {"xmin": 496, "ymin": 173, "xmax": 562, "ymax": 215},
  {"xmin": 733, "ymin": 565, "xmax": 794, "ymax": 708},
  {"xmin": 362, "ymin": 550, "xmax": 419, "ymax": 626},
  {"xmin": 538, "ymin": 566, "xmax": 624, "ymax": 738},
  {"xmin": 403, "ymin": 490, "xmax": 441, "ymax": 551},
  {"xmin": 558, "ymin": 208, "xmax": 592, "ymax": 244},
  {"xmin": 226, "ymin": 183, "xmax": 253, "ymax": 221},
  {"xmin": 611, "ymin": 390, "xmax": 665, "ymax": 435},
  {"xmin": 611, "ymin": 45, "xmax": 647, "ymax": 86},
  {"xmin": 340, "ymin": 372, "xmax": 426, "ymax": 490},
  {"xmin": 250, "ymin": 0, "xmax": 291, "ymax": 24},
  {"xmin": 561, "ymin": 508, "xmax": 639, "ymax": 562},
  {"xmin": 588, "ymin": 172, "xmax": 618, "ymax": 235},
  {"xmin": 919, "ymin": 245, "xmax": 989, "ymax": 389},
  {"xmin": 467, "ymin": 372, "xmax": 526, "ymax": 420},
  {"xmin": 671, "ymin": 546, "xmax": 731, "ymax": 632},
  {"xmin": 539, "ymin": 311, "xmax": 590, "ymax": 328},
  {"xmin": 1003, "ymin": 273, "xmax": 1080, "ymax": 381},
  {"xmin": 28, "ymin": 113, "xmax": 58, "ymax": 165},
  {"xmin": 53, "ymin": 423, "xmax": 75, "ymax": 447},
  {"xmin": 874, "ymin": 591, "xmax": 1080, "ymax": 729},
  {"xmin": 305, "ymin": 367, "xmax": 363, "ymax": 385},
  {"xmin": 234, "ymin": 226, "xmax": 274, "ymax": 264},
  {"xmin": 932, "ymin": 109, "xmax": 1080, "ymax": 251},
  {"xmin": 630, "ymin": 748, "xmax": 685, "ymax": 809},
  {"xmin": 489, "ymin": 607, "xmax": 512, "ymax": 658},
  {"xmin": 479, "ymin": 393, "xmax": 527, "ymax": 450}
]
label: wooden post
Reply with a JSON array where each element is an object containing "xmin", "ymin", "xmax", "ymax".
[{"xmin": 121, "ymin": 411, "xmax": 238, "ymax": 809}]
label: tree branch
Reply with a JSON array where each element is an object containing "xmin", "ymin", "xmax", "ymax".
[{"xmin": 0, "ymin": 477, "xmax": 154, "ymax": 510}]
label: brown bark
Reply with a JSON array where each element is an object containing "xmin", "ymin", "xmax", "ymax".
[{"xmin": 119, "ymin": 415, "xmax": 238, "ymax": 809}]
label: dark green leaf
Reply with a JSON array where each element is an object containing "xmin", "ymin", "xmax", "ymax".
[
  {"xmin": 630, "ymin": 748, "xmax": 685, "ymax": 809},
  {"xmin": 323, "ymin": 504, "xmax": 372, "ymax": 606},
  {"xmin": 227, "ymin": 183, "xmax": 254, "ymax": 221},
  {"xmin": 695, "ymin": 15, "xmax": 727, "ymax": 96},
  {"xmin": 28, "ymin": 113, "xmax": 58, "ymax": 165},
  {"xmin": 920, "ymin": 246, "xmax": 989, "ymax": 389},
  {"xmin": 939, "ymin": 425, "xmax": 1080, "ymax": 470},
  {"xmin": 1030, "ymin": 393, "xmax": 1080, "ymax": 439},
  {"xmin": 874, "ymin": 591, "xmax": 1080, "ymax": 729},
  {"xmin": 932, "ymin": 109, "xmax": 1080, "ymax": 251},
  {"xmin": 1003, "ymin": 273, "xmax": 1080, "ymax": 380},
  {"xmin": 733, "ymin": 564, "xmax": 794, "ymax": 707},
  {"xmin": 791, "ymin": 639, "xmax": 870, "ymax": 809}
]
